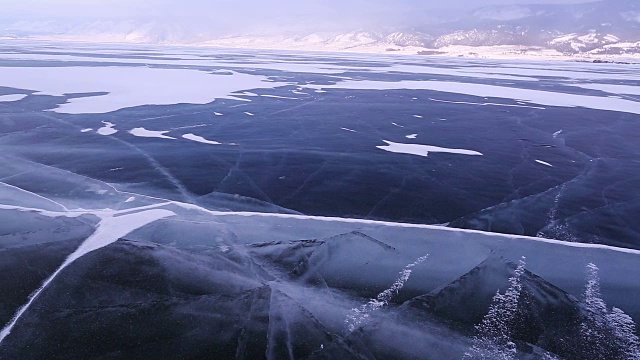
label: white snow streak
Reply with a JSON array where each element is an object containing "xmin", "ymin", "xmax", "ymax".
[
  {"xmin": 377, "ymin": 140, "xmax": 483, "ymax": 157},
  {"xmin": 535, "ymin": 160, "xmax": 554, "ymax": 167},
  {"xmin": 182, "ymin": 133, "xmax": 222, "ymax": 145},
  {"xmin": 345, "ymin": 255, "xmax": 429, "ymax": 332}
]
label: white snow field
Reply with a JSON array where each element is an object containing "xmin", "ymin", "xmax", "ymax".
[
  {"xmin": 0, "ymin": 66, "xmax": 289, "ymax": 114},
  {"xmin": 0, "ymin": 42, "xmax": 639, "ymax": 116}
]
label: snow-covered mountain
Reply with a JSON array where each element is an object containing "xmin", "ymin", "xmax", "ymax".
[{"xmin": 1, "ymin": 0, "xmax": 639, "ymax": 57}]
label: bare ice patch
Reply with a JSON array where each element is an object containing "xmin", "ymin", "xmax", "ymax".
[
  {"xmin": 377, "ymin": 140, "xmax": 483, "ymax": 157},
  {"xmin": 129, "ymin": 127, "xmax": 176, "ymax": 139}
]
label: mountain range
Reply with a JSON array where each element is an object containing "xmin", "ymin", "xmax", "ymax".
[{"xmin": 1, "ymin": 0, "xmax": 639, "ymax": 56}]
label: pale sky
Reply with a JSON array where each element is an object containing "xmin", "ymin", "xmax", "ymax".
[{"xmin": 1, "ymin": 0, "xmax": 596, "ymax": 17}]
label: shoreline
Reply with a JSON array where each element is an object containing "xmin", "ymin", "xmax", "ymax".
[{"xmin": 3, "ymin": 36, "xmax": 640, "ymax": 64}]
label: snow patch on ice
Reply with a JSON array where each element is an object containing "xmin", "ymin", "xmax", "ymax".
[
  {"xmin": 575, "ymin": 83, "xmax": 640, "ymax": 96},
  {"xmin": 97, "ymin": 121, "xmax": 117, "ymax": 136},
  {"xmin": 377, "ymin": 140, "xmax": 483, "ymax": 157},
  {"xmin": 182, "ymin": 133, "xmax": 222, "ymax": 145},
  {"xmin": 260, "ymin": 94, "xmax": 299, "ymax": 100},
  {"xmin": 341, "ymin": 127, "xmax": 357, "ymax": 132},
  {"xmin": 406, "ymin": 134, "xmax": 418, "ymax": 139},
  {"xmin": 0, "ymin": 66, "xmax": 289, "ymax": 114},
  {"xmin": 80, "ymin": 128, "xmax": 93, "ymax": 133},
  {"xmin": 0, "ymin": 94, "xmax": 27, "ymax": 102},
  {"xmin": 307, "ymin": 80, "xmax": 640, "ymax": 115},
  {"xmin": 129, "ymin": 127, "xmax": 175, "ymax": 139}
]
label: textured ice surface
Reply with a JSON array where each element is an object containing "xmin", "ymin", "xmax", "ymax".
[{"xmin": 0, "ymin": 42, "xmax": 639, "ymax": 359}]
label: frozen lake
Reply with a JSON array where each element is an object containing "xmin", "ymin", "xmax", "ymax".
[{"xmin": 0, "ymin": 41, "xmax": 639, "ymax": 359}]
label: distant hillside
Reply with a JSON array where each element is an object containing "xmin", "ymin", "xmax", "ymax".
[{"xmin": 1, "ymin": 0, "xmax": 639, "ymax": 57}]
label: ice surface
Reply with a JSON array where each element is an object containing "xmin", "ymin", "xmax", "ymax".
[
  {"xmin": 0, "ymin": 187, "xmax": 639, "ymax": 358},
  {"xmin": 1, "ymin": 43, "xmax": 639, "ymax": 359},
  {"xmin": 0, "ymin": 208, "xmax": 174, "ymax": 344},
  {"xmin": 376, "ymin": 140, "xmax": 483, "ymax": 157}
]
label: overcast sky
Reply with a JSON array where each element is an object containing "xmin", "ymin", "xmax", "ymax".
[{"xmin": 1, "ymin": 0, "xmax": 598, "ymax": 32}]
